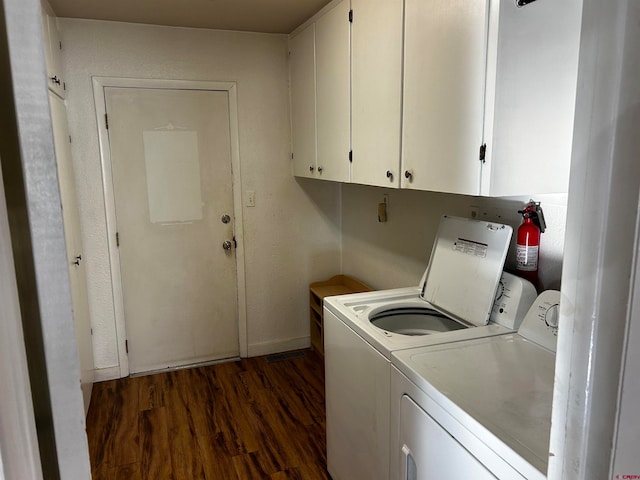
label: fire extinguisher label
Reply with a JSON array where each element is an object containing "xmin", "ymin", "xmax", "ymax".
[{"xmin": 516, "ymin": 245, "xmax": 539, "ymax": 271}]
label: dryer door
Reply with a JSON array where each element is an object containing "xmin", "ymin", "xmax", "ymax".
[{"xmin": 399, "ymin": 395, "xmax": 500, "ymax": 480}]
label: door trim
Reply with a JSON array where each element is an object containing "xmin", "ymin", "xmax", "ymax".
[{"xmin": 92, "ymin": 76, "xmax": 248, "ymax": 377}]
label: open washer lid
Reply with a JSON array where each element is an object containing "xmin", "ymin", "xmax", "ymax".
[{"xmin": 419, "ymin": 216, "xmax": 513, "ymax": 327}]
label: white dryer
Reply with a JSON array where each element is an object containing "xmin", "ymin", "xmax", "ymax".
[
  {"xmin": 324, "ymin": 216, "xmax": 537, "ymax": 480},
  {"xmin": 390, "ymin": 290, "xmax": 560, "ymax": 480}
]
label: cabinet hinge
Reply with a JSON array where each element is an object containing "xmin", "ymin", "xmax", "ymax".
[
  {"xmin": 291, "ymin": 153, "xmax": 294, "ymax": 160},
  {"xmin": 125, "ymin": 340, "xmax": 128, "ymax": 354},
  {"xmin": 59, "ymin": 41, "xmax": 62, "ymax": 50},
  {"xmin": 90, "ymin": 328, "xmax": 93, "ymax": 335},
  {"xmin": 69, "ymin": 135, "xmax": 72, "ymax": 143},
  {"xmin": 348, "ymin": 9, "xmax": 353, "ymax": 22},
  {"xmin": 116, "ymin": 231, "xmax": 120, "ymax": 247},
  {"xmin": 479, "ymin": 143, "xmax": 487, "ymax": 163},
  {"xmin": 349, "ymin": 150, "xmax": 353, "ymax": 162},
  {"xmin": 105, "ymin": 113, "xmax": 109, "ymax": 130},
  {"xmin": 63, "ymin": 82, "xmax": 66, "ymax": 91}
]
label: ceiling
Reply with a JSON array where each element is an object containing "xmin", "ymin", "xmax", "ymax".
[{"xmin": 47, "ymin": 0, "xmax": 333, "ymax": 34}]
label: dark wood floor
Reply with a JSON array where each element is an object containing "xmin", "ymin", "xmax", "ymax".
[{"xmin": 86, "ymin": 349, "xmax": 330, "ymax": 480}]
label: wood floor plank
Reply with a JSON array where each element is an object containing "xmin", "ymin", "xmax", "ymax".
[
  {"xmin": 168, "ymin": 428, "xmax": 207, "ymax": 480},
  {"xmin": 294, "ymin": 463, "xmax": 332, "ymax": 480},
  {"xmin": 114, "ymin": 463, "xmax": 142, "ymax": 480},
  {"xmin": 247, "ymin": 386, "xmax": 307, "ymax": 470},
  {"xmin": 88, "ymin": 463, "xmax": 115, "ymax": 480},
  {"xmin": 138, "ymin": 372, "xmax": 167, "ymax": 411},
  {"xmin": 263, "ymin": 362, "xmax": 319, "ymax": 426},
  {"xmin": 269, "ymin": 467, "xmax": 304, "ymax": 480},
  {"xmin": 108, "ymin": 377, "xmax": 140, "ymax": 467},
  {"xmin": 184, "ymin": 367, "xmax": 218, "ymax": 437},
  {"xmin": 195, "ymin": 433, "xmax": 237, "ymax": 480},
  {"xmin": 164, "ymin": 370, "xmax": 197, "ymax": 434},
  {"xmin": 87, "ymin": 349, "xmax": 330, "ymax": 480},
  {"xmin": 139, "ymin": 407, "xmax": 173, "ymax": 479},
  {"xmin": 232, "ymin": 451, "xmax": 276, "ymax": 480},
  {"xmin": 207, "ymin": 363, "xmax": 262, "ymax": 456},
  {"xmin": 86, "ymin": 380, "xmax": 117, "ymax": 469}
]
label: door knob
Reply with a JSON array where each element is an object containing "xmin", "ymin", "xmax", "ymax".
[{"xmin": 222, "ymin": 240, "xmax": 233, "ymax": 251}]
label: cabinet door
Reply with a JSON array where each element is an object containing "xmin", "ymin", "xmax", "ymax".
[
  {"xmin": 350, "ymin": 0, "xmax": 403, "ymax": 188},
  {"xmin": 402, "ymin": 0, "xmax": 488, "ymax": 194},
  {"xmin": 290, "ymin": 24, "xmax": 317, "ymax": 178},
  {"xmin": 315, "ymin": 0, "xmax": 351, "ymax": 182},
  {"xmin": 41, "ymin": 9, "xmax": 65, "ymax": 98}
]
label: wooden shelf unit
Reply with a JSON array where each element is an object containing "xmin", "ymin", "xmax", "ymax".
[{"xmin": 309, "ymin": 275, "xmax": 371, "ymax": 355}]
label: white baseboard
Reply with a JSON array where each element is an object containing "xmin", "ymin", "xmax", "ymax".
[
  {"xmin": 247, "ymin": 336, "xmax": 310, "ymax": 357},
  {"xmin": 91, "ymin": 338, "xmax": 312, "ymax": 380},
  {"xmin": 92, "ymin": 366, "xmax": 121, "ymax": 382}
]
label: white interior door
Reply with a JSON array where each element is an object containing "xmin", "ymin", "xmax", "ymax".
[
  {"xmin": 48, "ymin": 92, "xmax": 94, "ymax": 414},
  {"xmin": 105, "ymin": 87, "xmax": 239, "ymax": 375}
]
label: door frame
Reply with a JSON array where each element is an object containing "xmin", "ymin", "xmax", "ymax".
[{"xmin": 92, "ymin": 76, "xmax": 248, "ymax": 377}]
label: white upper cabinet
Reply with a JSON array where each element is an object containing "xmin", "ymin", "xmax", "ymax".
[
  {"xmin": 481, "ymin": 0, "xmax": 582, "ymax": 197},
  {"xmin": 289, "ymin": 23, "xmax": 317, "ymax": 179},
  {"xmin": 401, "ymin": 0, "xmax": 489, "ymax": 194},
  {"xmin": 315, "ymin": 0, "xmax": 351, "ymax": 182},
  {"xmin": 41, "ymin": 3, "xmax": 65, "ymax": 99},
  {"xmin": 289, "ymin": 0, "xmax": 581, "ymax": 197},
  {"xmin": 350, "ymin": 0, "xmax": 404, "ymax": 188}
]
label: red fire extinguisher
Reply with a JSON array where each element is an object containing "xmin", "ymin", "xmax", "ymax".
[{"xmin": 516, "ymin": 201, "xmax": 545, "ymax": 289}]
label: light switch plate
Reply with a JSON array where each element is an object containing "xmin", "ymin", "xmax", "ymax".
[{"xmin": 246, "ymin": 190, "xmax": 256, "ymax": 207}]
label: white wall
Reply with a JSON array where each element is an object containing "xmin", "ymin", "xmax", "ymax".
[
  {"xmin": 341, "ymin": 184, "xmax": 566, "ymax": 291},
  {"xmin": 0, "ymin": 163, "xmax": 43, "ymax": 480},
  {"xmin": 59, "ymin": 19, "xmax": 342, "ymax": 375}
]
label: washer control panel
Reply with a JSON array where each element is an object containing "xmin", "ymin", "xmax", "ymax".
[
  {"xmin": 519, "ymin": 290, "xmax": 561, "ymax": 352},
  {"xmin": 489, "ymin": 272, "xmax": 538, "ymax": 330}
]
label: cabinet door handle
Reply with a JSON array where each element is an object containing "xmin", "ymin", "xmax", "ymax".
[
  {"xmin": 386, "ymin": 170, "xmax": 394, "ymax": 181},
  {"xmin": 317, "ymin": 166, "xmax": 323, "ymax": 173},
  {"xmin": 404, "ymin": 170, "xmax": 413, "ymax": 181},
  {"xmin": 50, "ymin": 75, "xmax": 61, "ymax": 85},
  {"xmin": 309, "ymin": 165, "xmax": 315, "ymax": 172}
]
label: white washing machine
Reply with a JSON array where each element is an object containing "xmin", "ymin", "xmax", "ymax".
[
  {"xmin": 324, "ymin": 216, "xmax": 537, "ymax": 480},
  {"xmin": 390, "ymin": 290, "xmax": 560, "ymax": 480}
]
